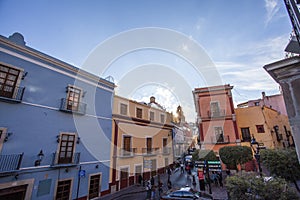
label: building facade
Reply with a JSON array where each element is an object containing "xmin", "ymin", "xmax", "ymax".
[
  {"xmin": 235, "ymin": 106, "xmax": 294, "ymax": 149},
  {"xmin": 193, "ymin": 84, "xmax": 239, "ymax": 153},
  {"xmin": 237, "ymin": 91, "xmax": 288, "ymax": 116},
  {"xmin": 110, "ymin": 96, "xmax": 173, "ymax": 192},
  {"xmin": 0, "ymin": 33, "xmax": 115, "ymax": 199}
]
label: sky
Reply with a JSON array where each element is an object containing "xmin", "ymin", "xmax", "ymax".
[{"xmin": 0, "ymin": 0, "xmax": 293, "ymax": 122}]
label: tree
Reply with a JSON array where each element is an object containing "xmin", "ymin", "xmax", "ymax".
[
  {"xmin": 226, "ymin": 173, "xmax": 299, "ymax": 200},
  {"xmin": 192, "ymin": 149, "xmax": 218, "ymax": 162},
  {"xmin": 219, "ymin": 146, "xmax": 253, "ymax": 171},
  {"xmin": 260, "ymin": 148, "xmax": 300, "ymax": 191}
]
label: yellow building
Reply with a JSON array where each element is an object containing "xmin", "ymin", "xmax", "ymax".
[
  {"xmin": 235, "ymin": 106, "xmax": 294, "ymax": 149},
  {"xmin": 109, "ymin": 96, "xmax": 174, "ymax": 192}
]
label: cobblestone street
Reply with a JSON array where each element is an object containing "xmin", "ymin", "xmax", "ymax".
[{"xmin": 98, "ymin": 168, "xmax": 228, "ymax": 200}]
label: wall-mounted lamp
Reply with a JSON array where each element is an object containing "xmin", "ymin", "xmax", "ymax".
[
  {"xmin": 95, "ymin": 164, "xmax": 99, "ymax": 169},
  {"xmin": 77, "ymin": 137, "xmax": 81, "ymax": 144},
  {"xmin": 34, "ymin": 150, "xmax": 44, "ymax": 166},
  {"xmin": 14, "ymin": 174, "xmax": 19, "ymax": 180},
  {"xmin": 4, "ymin": 132, "xmax": 13, "ymax": 142},
  {"xmin": 21, "ymin": 71, "xmax": 28, "ymax": 80},
  {"xmin": 56, "ymin": 135, "xmax": 60, "ymax": 143}
]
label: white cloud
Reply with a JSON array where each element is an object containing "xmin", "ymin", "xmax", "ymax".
[{"xmin": 264, "ymin": 0, "xmax": 281, "ymax": 26}]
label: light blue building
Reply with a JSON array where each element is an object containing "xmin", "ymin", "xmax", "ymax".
[{"xmin": 0, "ymin": 33, "xmax": 115, "ymax": 199}]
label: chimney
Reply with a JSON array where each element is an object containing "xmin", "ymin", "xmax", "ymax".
[{"xmin": 262, "ymin": 91, "xmax": 266, "ymax": 99}]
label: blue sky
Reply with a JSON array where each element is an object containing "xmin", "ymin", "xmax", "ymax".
[{"xmin": 0, "ymin": 0, "xmax": 292, "ymax": 121}]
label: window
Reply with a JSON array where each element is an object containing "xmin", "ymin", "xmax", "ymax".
[
  {"xmin": 150, "ymin": 111, "xmax": 154, "ymax": 121},
  {"xmin": 120, "ymin": 103, "xmax": 128, "ymax": 115},
  {"xmin": 210, "ymin": 102, "xmax": 220, "ymax": 117},
  {"xmin": 256, "ymin": 125, "xmax": 265, "ymax": 133},
  {"xmin": 89, "ymin": 174, "xmax": 101, "ymax": 199},
  {"xmin": 214, "ymin": 127, "xmax": 224, "ymax": 142},
  {"xmin": 160, "ymin": 114, "xmax": 165, "ymax": 123},
  {"xmin": 56, "ymin": 180, "xmax": 71, "ymax": 200},
  {"xmin": 254, "ymin": 102, "xmax": 259, "ymax": 106},
  {"xmin": 120, "ymin": 168, "xmax": 129, "ymax": 180},
  {"xmin": 163, "ymin": 138, "xmax": 168, "ymax": 154},
  {"xmin": 146, "ymin": 138, "xmax": 152, "ymax": 153},
  {"xmin": 165, "ymin": 158, "xmax": 169, "ymax": 166},
  {"xmin": 0, "ymin": 63, "xmax": 24, "ymax": 101},
  {"xmin": 66, "ymin": 86, "xmax": 81, "ymax": 111},
  {"xmin": 136, "ymin": 108, "xmax": 142, "ymax": 118},
  {"xmin": 241, "ymin": 128, "xmax": 251, "ymax": 142},
  {"xmin": 58, "ymin": 134, "xmax": 75, "ymax": 164},
  {"xmin": 123, "ymin": 136, "xmax": 131, "ymax": 156}
]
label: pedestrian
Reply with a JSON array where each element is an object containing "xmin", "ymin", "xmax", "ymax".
[
  {"xmin": 167, "ymin": 179, "xmax": 172, "ymax": 190},
  {"xmin": 145, "ymin": 181, "xmax": 152, "ymax": 200},
  {"xmin": 167, "ymin": 167, "xmax": 172, "ymax": 180},
  {"xmin": 150, "ymin": 176, "xmax": 154, "ymax": 185},
  {"xmin": 180, "ymin": 163, "xmax": 184, "ymax": 173},
  {"xmin": 138, "ymin": 174, "xmax": 143, "ymax": 186},
  {"xmin": 158, "ymin": 180, "xmax": 163, "ymax": 197},
  {"xmin": 151, "ymin": 184, "xmax": 156, "ymax": 200},
  {"xmin": 218, "ymin": 171, "xmax": 223, "ymax": 187}
]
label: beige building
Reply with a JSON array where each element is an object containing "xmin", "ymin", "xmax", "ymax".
[
  {"xmin": 235, "ymin": 106, "xmax": 294, "ymax": 149},
  {"xmin": 109, "ymin": 96, "xmax": 174, "ymax": 192}
]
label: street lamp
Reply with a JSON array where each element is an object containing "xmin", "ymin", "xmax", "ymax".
[{"xmin": 250, "ymin": 136, "xmax": 265, "ymax": 177}]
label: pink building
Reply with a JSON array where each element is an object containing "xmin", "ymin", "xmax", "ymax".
[
  {"xmin": 237, "ymin": 91, "xmax": 287, "ymax": 116},
  {"xmin": 193, "ymin": 84, "xmax": 239, "ymax": 152}
]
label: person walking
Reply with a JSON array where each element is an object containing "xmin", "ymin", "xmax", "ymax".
[
  {"xmin": 158, "ymin": 180, "xmax": 163, "ymax": 197},
  {"xmin": 151, "ymin": 184, "xmax": 156, "ymax": 200},
  {"xmin": 150, "ymin": 176, "xmax": 155, "ymax": 186},
  {"xmin": 180, "ymin": 163, "xmax": 184, "ymax": 173},
  {"xmin": 218, "ymin": 171, "xmax": 223, "ymax": 187},
  {"xmin": 145, "ymin": 180, "xmax": 152, "ymax": 200}
]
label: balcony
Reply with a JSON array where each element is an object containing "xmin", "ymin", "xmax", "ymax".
[
  {"xmin": 50, "ymin": 152, "xmax": 80, "ymax": 167},
  {"xmin": 119, "ymin": 148, "xmax": 137, "ymax": 158},
  {"xmin": 241, "ymin": 136, "xmax": 252, "ymax": 142},
  {"xmin": 210, "ymin": 135, "xmax": 230, "ymax": 144},
  {"xmin": 0, "ymin": 84, "xmax": 25, "ymax": 103},
  {"xmin": 0, "ymin": 153, "xmax": 23, "ymax": 175},
  {"xmin": 142, "ymin": 148, "xmax": 159, "ymax": 156},
  {"xmin": 207, "ymin": 109, "xmax": 225, "ymax": 118},
  {"xmin": 162, "ymin": 147, "xmax": 171, "ymax": 155},
  {"xmin": 59, "ymin": 98, "xmax": 87, "ymax": 115}
]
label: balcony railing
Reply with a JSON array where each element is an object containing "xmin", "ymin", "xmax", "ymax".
[
  {"xmin": 59, "ymin": 98, "xmax": 87, "ymax": 115},
  {"xmin": 210, "ymin": 135, "xmax": 230, "ymax": 144},
  {"xmin": 50, "ymin": 152, "xmax": 80, "ymax": 167},
  {"xmin": 119, "ymin": 148, "xmax": 137, "ymax": 157},
  {"xmin": 207, "ymin": 109, "xmax": 226, "ymax": 118},
  {"xmin": 241, "ymin": 137, "xmax": 252, "ymax": 142},
  {"xmin": 0, "ymin": 153, "xmax": 23, "ymax": 174},
  {"xmin": 162, "ymin": 147, "xmax": 171, "ymax": 155},
  {"xmin": 0, "ymin": 84, "xmax": 25, "ymax": 103},
  {"xmin": 142, "ymin": 148, "xmax": 159, "ymax": 156}
]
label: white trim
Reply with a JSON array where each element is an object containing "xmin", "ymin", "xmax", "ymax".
[
  {"xmin": 0, "ymin": 47, "xmax": 114, "ymax": 92},
  {"xmin": 21, "ymin": 101, "xmax": 112, "ymax": 121},
  {"xmin": 88, "ymin": 172, "xmax": 102, "ymax": 199},
  {"xmin": 19, "ymin": 160, "xmax": 110, "ymax": 170}
]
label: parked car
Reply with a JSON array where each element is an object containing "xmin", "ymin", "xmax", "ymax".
[
  {"xmin": 160, "ymin": 187, "xmax": 213, "ymax": 200},
  {"xmin": 160, "ymin": 190, "xmax": 199, "ymax": 200}
]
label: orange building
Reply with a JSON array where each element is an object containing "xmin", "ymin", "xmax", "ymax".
[
  {"xmin": 110, "ymin": 96, "xmax": 174, "ymax": 192},
  {"xmin": 193, "ymin": 84, "xmax": 239, "ymax": 153}
]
